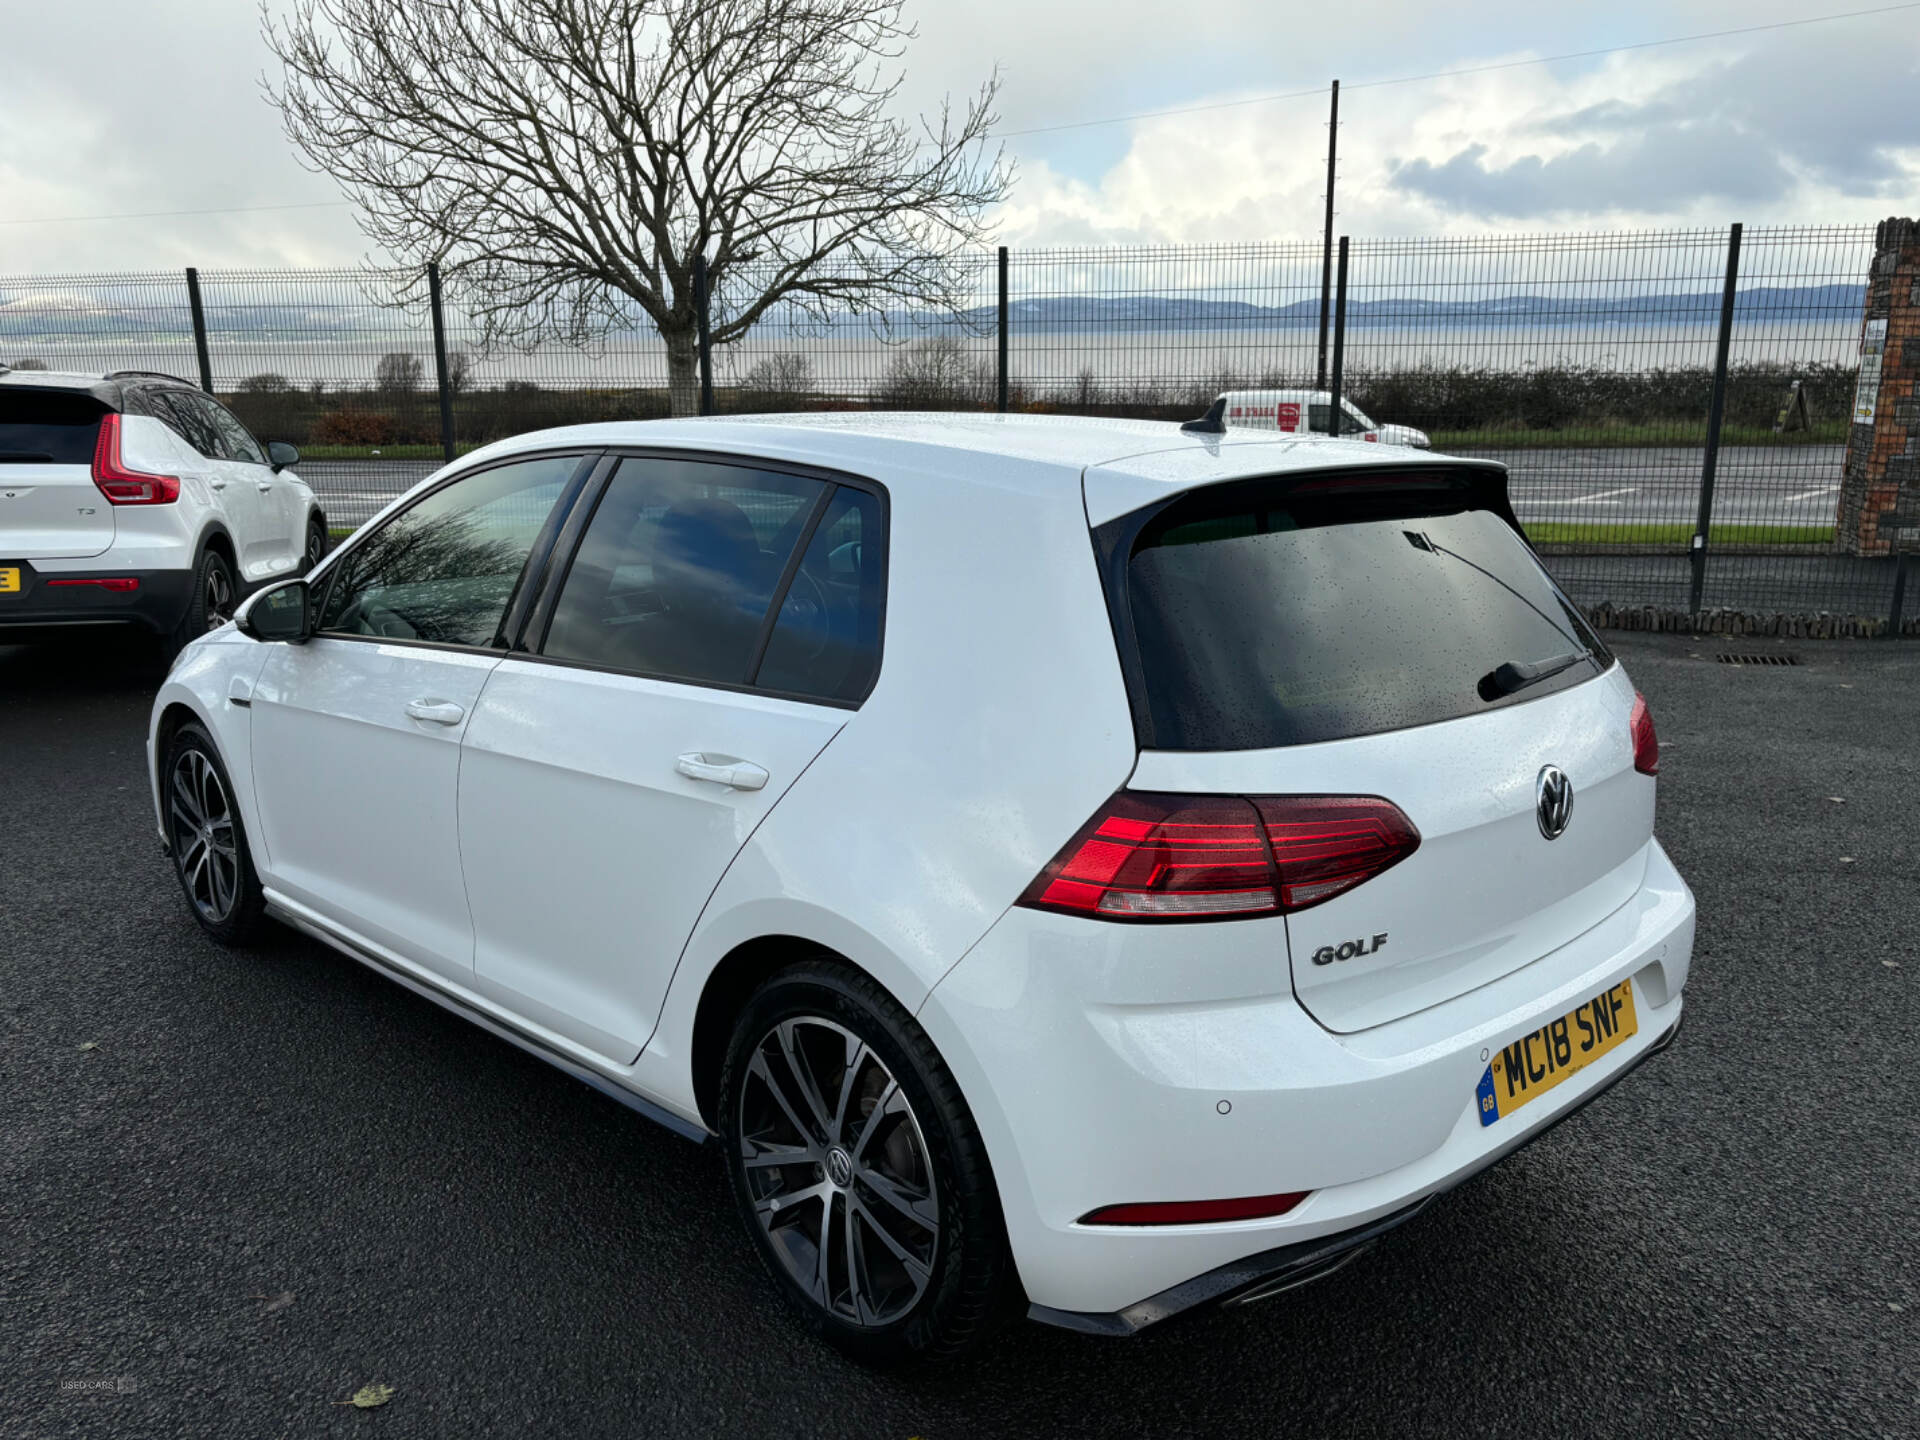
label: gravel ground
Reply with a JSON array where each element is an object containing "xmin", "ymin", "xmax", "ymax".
[{"xmin": 1, "ymin": 632, "xmax": 1914, "ymax": 1439}]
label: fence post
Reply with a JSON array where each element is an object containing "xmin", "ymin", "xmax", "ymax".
[
  {"xmin": 427, "ymin": 262, "xmax": 456, "ymax": 465},
  {"xmin": 1689, "ymin": 222, "xmax": 1743, "ymax": 616},
  {"xmin": 694, "ymin": 253, "xmax": 715, "ymax": 417},
  {"xmin": 1316, "ymin": 79, "xmax": 1340, "ymax": 391},
  {"xmin": 1327, "ymin": 236, "xmax": 1349, "ymax": 434},
  {"xmin": 184, "ymin": 268, "xmax": 213, "ymax": 394},
  {"xmin": 1889, "ymin": 553, "xmax": 1910, "ymax": 637},
  {"xmin": 996, "ymin": 245, "xmax": 1009, "ymax": 413}
]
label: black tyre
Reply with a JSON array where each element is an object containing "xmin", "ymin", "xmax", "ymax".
[
  {"xmin": 162, "ymin": 722, "xmax": 267, "ymax": 946},
  {"xmin": 301, "ymin": 516, "xmax": 328, "ymax": 576},
  {"xmin": 167, "ymin": 545, "xmax": 237, "ymax": 657},
  {"xmin": 717, "ymin": 961, "xmax": 1015, "ymax": 1364}
]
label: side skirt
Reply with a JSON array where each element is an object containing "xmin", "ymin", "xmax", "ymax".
[{"xmin": 265, "ymin": 894, "xmax": 711, "ymax": 1145}]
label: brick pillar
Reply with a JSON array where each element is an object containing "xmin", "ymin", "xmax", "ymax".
[{"xmin": 1837, "ymin": 217, "xmax": 1920, "ymax": 555}]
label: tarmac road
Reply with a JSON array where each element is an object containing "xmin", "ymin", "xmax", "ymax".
[{"xmin": 2, "ymin": 632, "xmax": 1914, "ymax": 1437}]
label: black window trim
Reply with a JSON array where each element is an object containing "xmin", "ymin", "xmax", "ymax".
[
  {"xmin": 1089, "ymin": 458, "xmax": 1602, "ymax": 750},
  {"xmin": 510, "ymin": 444, "xmax": 891, "ymax": 712},
  {"xmin": 307, "ymin": 447, "xmax": 606, "ymax": 658}
]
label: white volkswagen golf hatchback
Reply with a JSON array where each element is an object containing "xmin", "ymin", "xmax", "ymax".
[{"xmin": 147, "ymin": 413, "xmax": 1693, "ymax": 1362}]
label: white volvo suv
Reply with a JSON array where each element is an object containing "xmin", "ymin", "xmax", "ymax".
[
  {"xmin": 0, "ymin": 367, "xmax": 325, "ymax": 654},
  {"xmin": 146, "ymin": 413, "xmax": 1693, "ymax": 1363}
]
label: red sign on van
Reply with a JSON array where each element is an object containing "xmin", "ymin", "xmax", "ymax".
[{"xmin": 1276, "ymin": 403, "xmax": 1301, "ymax": 432}]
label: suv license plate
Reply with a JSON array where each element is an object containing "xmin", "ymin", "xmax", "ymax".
[
  {"xmin": 1476, "ymin": 978, "xmax": 1638, "ymax": 1126},
  {"xmin": 0, "ymin": 568, "xmax": 19, "ymax": 594}
]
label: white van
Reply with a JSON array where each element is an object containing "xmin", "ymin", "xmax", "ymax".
[{"xmin": 1216, "ymin": 389, "xmax": 1431, "ymax": 449}]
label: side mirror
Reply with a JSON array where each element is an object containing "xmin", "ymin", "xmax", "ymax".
[
  {"xmin": 238, "ymin": 578, "xmax": 313, "ymax": 644},
  {"xmin": 267, "ymin": 441, "xmax": 301, "ymax": 473}
]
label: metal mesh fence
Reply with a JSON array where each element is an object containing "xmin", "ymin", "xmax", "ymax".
[
  {"xmin": 1335, "ymin": 225, "xmax": 1884, "ymax": 630},
  {"xmin": 0, "ymin": 225, "xmax": 1902, "ymax": 632}
]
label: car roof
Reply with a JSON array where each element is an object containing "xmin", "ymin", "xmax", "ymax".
[{"xmin": 460, "ymin": 412, "xmax": 1488, "ymax": 516}]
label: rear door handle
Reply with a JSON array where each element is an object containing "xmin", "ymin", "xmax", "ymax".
[
  {"xmin": 210, "ymin": 480, "xmax": 227, "ymax": 491},
  {"xmin": 406, "ymin": 699, "xmax": 466, "ymax": 726},
  {"xmin": 675, "ymin": 752, "xmax": 768, "ymax": 791}
]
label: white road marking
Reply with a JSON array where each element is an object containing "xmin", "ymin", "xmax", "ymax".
[
  {"xmin": 1782, "ymin": 485, "xmax": 1840, "ymax": 502},
  {"xmin": 1530, "ymin": 487, "xmax": 1639, "ymax": 506}
]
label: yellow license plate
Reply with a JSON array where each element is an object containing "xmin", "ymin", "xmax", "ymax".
[
  {"xmin": 0, "ymin": 568, "xmax": 18, "ymax": 594},
  {"xmin": 1477, "ymin": 978, "xmax": 1637, "ymax": 1126}
]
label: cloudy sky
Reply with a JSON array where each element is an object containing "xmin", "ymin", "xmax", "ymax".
[{"xmin": 1, "ymin": 0, "xmax": 1915, "ymax": 273}]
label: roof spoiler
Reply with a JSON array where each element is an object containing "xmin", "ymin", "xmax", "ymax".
[{"xmin": 1180, "ymin": 398, "xmax": 1226, "ymax": 435}]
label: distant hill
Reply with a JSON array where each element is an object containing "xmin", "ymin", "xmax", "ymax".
[
  {"xmin": 0, "ymin": 282, "xmax": 1864, "ymax": 343},
  {"xmin": 934, "ymin": 284, "xmax": 1865, "ymax": 332}
]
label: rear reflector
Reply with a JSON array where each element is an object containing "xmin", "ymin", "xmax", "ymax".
[
  {"xmin": 46, "ymin": 577, "xmax": 139, "ymax": 591},
  {"xmin": 1080, "ymin": 1191, "xmax": 1309, "ymax": 1226},
  {"xmin": 1018, "ymin": 792, "xmax": 1419, "ymax": 921},
  {"xmin": 92, "ymin": 413, "xmax": 180, "ymax": 505},
  {"xmin": 1630, "ymin": 692, "xmax": 1659, "ymax": 776}
]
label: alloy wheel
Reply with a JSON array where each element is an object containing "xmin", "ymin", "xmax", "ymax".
[
  {"xmin": 204, "ymin": 563, "xmax": 234, "ymax": 630},
  {"xmin": 305, "ymin": 525, "xmax": 324, "ymax": 569},
  {"xmin": 738, "ymin": 1016, "xmax": 940, "ymax": 1327},
  {"xmin": 168, "ymin": 749, "xmax": 239, "ymax": 923}
]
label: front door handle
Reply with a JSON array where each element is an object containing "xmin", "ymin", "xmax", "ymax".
[
  {"xmin": 405, "ymin": 698, "xmax": 466, "ymax": 726},
  {"xmin": 257, "ymin": 482, "xmax": 273, "ymax": 493},
  {"xmin": 676, "ymin": 752, "xmax": 768, "ymax": 791}
]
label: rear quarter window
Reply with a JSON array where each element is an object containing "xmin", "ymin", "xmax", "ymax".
[
  {"xmin": 1105, "ymin": 469, "xmax": 1611, "ymax": 750},
  {"xmin": 0, "ymin": 390, "xmax": 107, "ymax": 464}
]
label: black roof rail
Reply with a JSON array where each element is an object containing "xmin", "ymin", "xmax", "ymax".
[
  {"xmin": 1180, "ymin": 397, "xmax": 1227, "ymax": 435},
  {"xmin": 103, "ymin": 369, "xmax": 195, "ymax": 386}
]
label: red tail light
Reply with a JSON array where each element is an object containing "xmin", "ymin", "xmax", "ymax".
[
  {"xmin": 1018, "ymin": 792, "xmax": 1420, "ymax": 922},
  {"xmin": 1630, "ymin": 692, "xmax": 1659, "ymax": 776},
  {"xmin": 1254, "ymin": 796, "xmax": 1423, "ymax": 910},
  {"xmin": 1080, "ymin": 1190, "xmax": 1309, "ymax": 1226},
  {"xmin": 91, "ymin": 413, "xmax": 180, "ymax": 504}
]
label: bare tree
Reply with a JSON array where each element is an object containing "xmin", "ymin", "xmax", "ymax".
[
  {"xmin": 375, "ymin": 352, "xmax": 425, "ymax": 394},
  {"xmin": 264, "ymin": 0, "xmax": 1010, "ymax": 415}
]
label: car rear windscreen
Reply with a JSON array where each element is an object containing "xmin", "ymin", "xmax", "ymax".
[
  {"xmin": 0, "ymin": 390, "xmax": 107, "ymax": 464},
  {"xmin": 1114, "ymin": 473, "xmax": 1611, "ymax": 750}
]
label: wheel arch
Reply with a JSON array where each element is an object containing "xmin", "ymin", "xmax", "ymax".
[
  {"xmin": 689, "ymin": 934, "xmax": 872, "ymax": 1131},
  {"xmin": 153, "ymin": 698, "xmax": 209, "ymax": 760},
  {"xmin": 196, "ymin": 522, "xmax": 236, "ymax": 570}
]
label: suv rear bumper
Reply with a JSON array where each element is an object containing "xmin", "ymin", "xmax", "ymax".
[
  {"xmin": 918, "ymin": 838, "xmax": 1695, "ymax": 1321},
  {"xmin": 0, "ymin": 561, "xmax": 193, "ymax": 637}
]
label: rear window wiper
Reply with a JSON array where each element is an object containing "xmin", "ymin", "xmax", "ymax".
[
  {"xmin": 1478, "ymin": 650, "xmax": 1590, "ymax": 701},
  {"xmin": 0, "ymin": 450, "xmax": 56, "ymax": 463}
]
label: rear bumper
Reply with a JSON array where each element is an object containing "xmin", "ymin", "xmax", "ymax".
[
  {"xmin": 0, "ymin": 561, "xmax": 193, "ymax": 637},
  {"xmin": 1030, "ymin": 1013, "xmax": 1683, "ymax": 1334},
  {"xmin": 918, "ymin": 838, "xmax": 1695, "ymax": 1322}
]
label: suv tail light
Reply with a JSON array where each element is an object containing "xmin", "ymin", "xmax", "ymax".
[
  {"xmin": 91, "ymin": 414, "xmax": 180, "ymax": 504},
  {"xmin": 1017, "ymin": 792, "xmax": 1420, "ymax": 922},
  {"xmin": 1630, "ymin": 692, "xmax": 1659, "ymax": 776}
]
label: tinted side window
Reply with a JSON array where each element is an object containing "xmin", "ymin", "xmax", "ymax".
[
  {"xmin": 156, "ymin": 391, "xmax": 223, "ymax": 458},
  {"xmin": 756, "ymin": 486, "xmax": 884, "ymax": 702},
  {"xmin": 541, "ymin": 457, "xmax": 826, "ymax": 686},
  {"xmin": 319, "ymin": 455, "xmax": 576, "ymax": 648},
  {"xmin": 202, "ymin": 397, "xmax": 267, "ymax": 465}
]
